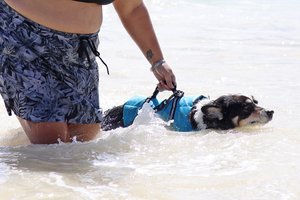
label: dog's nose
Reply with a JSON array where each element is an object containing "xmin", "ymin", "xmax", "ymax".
[{"xmin": 267, "ymin": 110, "xmax": 274, "ymax": 118}]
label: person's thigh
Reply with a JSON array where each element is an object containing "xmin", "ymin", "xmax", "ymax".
[
  {"xmin": 68, "ymin": 123, "xmax": 101, "ymax": 142},
  {"xmin": 17, "ymin": 117, "xmax": 70, "ymax": 144}
]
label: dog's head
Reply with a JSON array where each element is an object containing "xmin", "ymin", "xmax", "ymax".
[{"xmin": 192, "ymin": 95, "xmax": 274, "ymax": 130}]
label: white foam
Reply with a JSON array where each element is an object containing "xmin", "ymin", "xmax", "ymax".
[{"xmin": 0, "ymin": 0, "xmax": 299, "ymax": 199}]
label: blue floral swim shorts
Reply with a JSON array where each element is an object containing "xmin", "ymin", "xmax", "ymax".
[{"xmin": 0, "ymin": 0, "xmax": 104, "ymax": 124}]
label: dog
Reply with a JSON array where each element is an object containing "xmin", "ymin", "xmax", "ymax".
[{"xmin": 101, "ymin": 88, "xmax": 274, "ymax": 132}]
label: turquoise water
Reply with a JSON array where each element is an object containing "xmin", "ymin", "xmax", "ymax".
[{"xmin": 0, "ymin": 0, "xmax": 300, "ymax": 199}]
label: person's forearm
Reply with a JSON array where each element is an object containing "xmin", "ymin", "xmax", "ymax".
[
  {"xmin": 114, "ymin": 0, "xmax": 176, "ymax": 90},
  {"xmin": 115, "ymin": 3, "xmax": 163, "ymax": 65}
]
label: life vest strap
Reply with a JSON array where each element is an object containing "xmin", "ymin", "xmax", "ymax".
[{"xmin": 145, "ymin": 86, "xmax": 185, "ymax": 121}]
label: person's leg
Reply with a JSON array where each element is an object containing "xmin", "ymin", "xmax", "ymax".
[
  {"xmin": 18, "ymin": 117, "xmax": 100, "ymax": 144},
  {"xmin": 17, "ymin": 117, "xmax": 70, "ymax": 144},
  {"xmin": 68, "ymin": 123, "xmax": 101, "ymax": 142}
]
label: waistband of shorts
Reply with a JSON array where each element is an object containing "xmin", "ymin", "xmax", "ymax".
[{"xmin": 1, "ymin": 0, "xmax": 99, "ymax": 39}]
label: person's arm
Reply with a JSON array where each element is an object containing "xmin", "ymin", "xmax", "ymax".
[{"xmin": 113, "ymin": 0, "xmax": 176, "ymax": 90}]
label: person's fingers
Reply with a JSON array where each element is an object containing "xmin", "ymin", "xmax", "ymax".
[
  {"xmin": 164, "ymin": 73, "xmax": 174, "ymax": 89},
  {"xmin": 152, "ymin": 62, "xmax": 176, "ymax": 90},
  {"xmin": 159, "ymin": 80, "xmax": 170, "ymax": 90},
  {"xmin": 171, "ymin": 74, "xmax": 177, "ymax": 88},
  {"xmin": 156, "ymin": 82, "xmax": 166, "ymax": 91}
]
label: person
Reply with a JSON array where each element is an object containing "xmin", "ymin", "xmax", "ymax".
[{"xmin": 0, "ymin": 0, "xmax": 177, "ymax": 144}]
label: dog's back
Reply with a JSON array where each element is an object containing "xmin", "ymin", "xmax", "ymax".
[
  {"xmin": 101, "ymin": 95, "xmax": 206, "ymax": 131},
  {"xmin": 101, "ymin": 93, "xmax": 274, "ymax": 132}
]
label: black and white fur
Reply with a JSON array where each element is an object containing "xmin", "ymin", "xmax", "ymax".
[{"xmin": 101, "ymin": 94, "xmax": 274, "ymax": 131}]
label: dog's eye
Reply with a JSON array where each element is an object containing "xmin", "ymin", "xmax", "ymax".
[
  {"xmin": 237, "ymin": 104, "xmax": 255, "ymax": 119},
  {"xmin": 250, "ymin": 121, "xmax": 257, "ymax": 124},
  {"xmin": 244, "ymin": 104, "xmax": 255, "ymax": 112}
]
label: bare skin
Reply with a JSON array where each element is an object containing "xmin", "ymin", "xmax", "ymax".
[
  {"xmin": 17, "ymin": 117, "xmax": 100, "ymax": 144},
  {"xmin": 4, "ymin": 0, "xmax": 176, "ymax": 144}
]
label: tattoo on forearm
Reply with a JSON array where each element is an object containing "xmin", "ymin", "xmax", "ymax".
[{"xmin": 146, "ymin": 49, "xmax": 153, "ymax": 62}]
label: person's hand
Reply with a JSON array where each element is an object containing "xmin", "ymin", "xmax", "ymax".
[{"xmin": 151, "ymin": 61, "xmax": 177, "ymax": 91}]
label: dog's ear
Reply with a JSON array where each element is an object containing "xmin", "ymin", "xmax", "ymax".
[
  {"xmin": 201, "ymin": 105, "xmax": 223, "ymax": 120},
  {"xmin": 251, "ymin": 96, "xmax": 258, "ymax": 104}
]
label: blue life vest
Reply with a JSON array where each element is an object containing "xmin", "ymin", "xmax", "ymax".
[{"xmin": 122, "ymin": 95, "xmax": 206, "ymax": 132}]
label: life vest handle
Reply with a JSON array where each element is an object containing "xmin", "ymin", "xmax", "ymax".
[
  {"xmin": 144, "ymin": 86, "xmax": 184, "ymax": 121},
  {"xmin": 146, "ymin": 86, "xmax": 160, "ymax": 103},
  {"xmin": 146, "ymin": 86, "xmax": 182, "ymax": 103}
]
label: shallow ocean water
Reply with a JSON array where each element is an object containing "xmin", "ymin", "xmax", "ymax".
[{"xmin": 0, "ymin": 0, "xmax": 300, "ymax": 199}]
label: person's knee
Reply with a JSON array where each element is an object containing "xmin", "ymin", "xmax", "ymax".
[
  {"xmin": 68, "ymin": 123, "xmax": 101, "ymax": 142},
  {"xmin": 17, "ymin": 118, "xmax": 70, "ymax": 144}
]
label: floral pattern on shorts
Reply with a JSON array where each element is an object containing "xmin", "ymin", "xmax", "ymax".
[{"xmin": 0, "ymin": 0, "xmax": 103, "ymax": 123}]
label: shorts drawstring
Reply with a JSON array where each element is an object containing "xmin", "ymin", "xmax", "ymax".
[{"xmin": 78, "ymin": 37, "xmax": 110, "ymax": 75}]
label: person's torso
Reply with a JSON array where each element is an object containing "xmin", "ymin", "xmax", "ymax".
[
  {"xmin": 73, "ymin": 0, "xmax": 114, "ymax": 5},
  {"xmin": 4, "ymin": 0, "xmax": 103, "ymax": 34}
]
